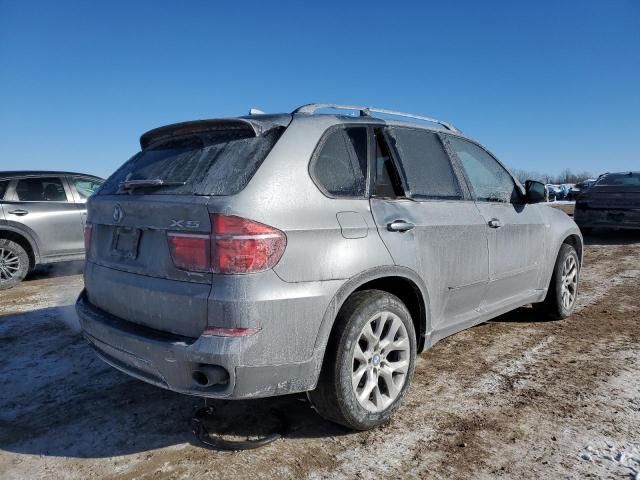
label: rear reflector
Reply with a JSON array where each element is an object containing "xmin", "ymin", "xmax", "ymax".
[
  {"xmin": 84, "ymin": 223, "xmax": 93, "ymax": 254},
  {"xmin": 167, "ymin": 233, "xmax": 211, "ymax": 272},
  {"xmin": 202, "ymin": 327, "xmax": 260, "ymax": 337},
  {"xmin": 166, "ymin": 214, "xmax": 286, "ymax": 274}
]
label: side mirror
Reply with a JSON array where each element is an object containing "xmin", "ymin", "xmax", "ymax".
[{"xmin": 525, "ymin": 180, "xmax": 546, "ymax": 204}]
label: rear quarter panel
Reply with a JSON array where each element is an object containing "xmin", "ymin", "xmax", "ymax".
[{"xmin": 206, "ymin": 115, "xmax": 394, "ymax": 283}]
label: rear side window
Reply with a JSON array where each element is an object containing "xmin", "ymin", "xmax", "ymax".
[
  {"xmin": 100, "ymin": 127, "xmax": 284, "ymax": 196},
  {"xmin": 0, "ymin": 181, "xmax": 7, "ymax": 200},
  {"xmin": 71, "ymin": 177, "xmax": 104, "ymax": 199},
  {"xmin": 388, "ymin": 128, "xmax": 462, "ymax": 200},
  {"xmin": 16, "ymin": 177, "xmax": 68, "ymax": 202},
  {"xmin": 448, "ymin": 137, "xmax": 518, "ymax": 203},
  {"xmin": 596, "ymin": 173, "xmax": 640, "ymax": 186},
  {"xmin": 311, "ymin": 127, "xmax": 367, "ymax": 198}
]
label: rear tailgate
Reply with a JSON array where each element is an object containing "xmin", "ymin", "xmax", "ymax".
[
  {"xmin": 85, "ymin": 195, "xmax": 212, "ymax": 337},
  {"xmin": 83, "ymin": 116, "xmax": 290, "ymax": 337}
]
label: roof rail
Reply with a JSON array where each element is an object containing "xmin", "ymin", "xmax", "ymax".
[{"xmin": 293, "ymin": 103, "xmax": 459, "ymax": 132}]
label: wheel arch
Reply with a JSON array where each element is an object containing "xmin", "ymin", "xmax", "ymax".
[
  {"xmin": 562, "ymin": 233, "xmax": 583, "ymax": 265},
  {"xmin": 541, "ymin": 229, "xmax": 583, "ymax": 292},
  {"xmin": 312, "ymin": 266, "xmax": 431, "ymax": 381},
  {"xmin": 0, "ymin": 227, "xmax": 39, "ymax": 268}
]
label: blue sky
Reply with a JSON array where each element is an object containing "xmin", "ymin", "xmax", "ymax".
[{"xmin": 1, "ymin": 0, "xmax": 638, "ymax": 179}]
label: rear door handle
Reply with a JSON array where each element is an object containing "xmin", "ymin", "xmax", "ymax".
[
  {"xmin": 8, "ymin": 209, "xmax": 29, "ymax": 216},
  {"xmin": 488, "ymin": 218, "xmax": 504, "ymax": 228},
  {"xmin": 387, "ymin": 220, "xmax": 415, "ymax": 232}
]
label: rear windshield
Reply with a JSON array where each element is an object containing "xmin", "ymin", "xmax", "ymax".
[
  {"xmin": 595, "ymin": 173, "xmax": 640, "ymax": 187},
  {"xmin": 100, "ymin": 127, "xmax": 284, "ymax": 196}
]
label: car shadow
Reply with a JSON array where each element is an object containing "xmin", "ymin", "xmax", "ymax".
[
  {"xmin": 0, "ymin": 305, "xmax": 348, "ymax": 459},
  {"xmin": 583, "ymin": 230, "xmax": 640, "ymax": 246},
  {"xmin": 488, "ymin": 305, "xmax": 551, "ymax": 324},
  {"xmin": 25, "ymin": 260, "xmax": 85, "ymax": 281}
]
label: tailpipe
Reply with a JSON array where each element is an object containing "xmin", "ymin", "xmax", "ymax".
[{"xmin": 192, "ymin": 365, "xmax": 229, "ymax": 388}]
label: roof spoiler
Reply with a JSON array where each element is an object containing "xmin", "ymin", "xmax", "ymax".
[{"xmin": 140, "ymin": 115, "xmax": 291, "ymax": 149}]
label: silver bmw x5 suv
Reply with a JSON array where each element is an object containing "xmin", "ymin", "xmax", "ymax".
[{"xmin": 76, "ymin": 104, "xmax": 582, "ymax": 430}]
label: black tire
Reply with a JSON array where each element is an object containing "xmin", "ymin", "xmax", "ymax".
[
  {"xmin": 534, "ymin": 243, "xmax": 579, "ymax": 320},
  {"xmin": 308, "ymin": 290, "xmax": 417, "ymax": 430},
  {"xmin": 0, "ymin": 239, "xmax": 30, "ymax": 290}
]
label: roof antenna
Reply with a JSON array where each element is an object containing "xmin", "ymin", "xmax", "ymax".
[{"xmin": 249, "ymin": 108, "xmax": 265, "ymax": 115}]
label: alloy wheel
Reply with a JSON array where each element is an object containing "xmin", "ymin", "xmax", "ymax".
[
  {"xmin": 560, "ymin": 255, "xmax": 578, "ymax": 310},
  {"xmin": 0, "ymin": 248, "xmax": 21, "ymax": 281},
  {"xmin": 351, "ymin": 311, "xmax": 410, "ymax": 413}
]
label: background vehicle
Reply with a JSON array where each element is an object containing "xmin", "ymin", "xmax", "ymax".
[
  {"xmin": 0, "ymin": 171, "xmax": 103, "ymax": 289},
  {"xmin": 568, "ymin": 178, "xmax": 596, "ymax": 201},
  {"xmin": 575, "ymin": 171, "xmax": 640, "ymax": 232},
  {"xmin": 76, "ymin": 104, "xmax": 582, "ymax": 430}
]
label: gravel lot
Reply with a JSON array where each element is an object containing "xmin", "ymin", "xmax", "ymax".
[{"xmin": 1, "ymin": 233, "xmax": 639, "ymax": 480}]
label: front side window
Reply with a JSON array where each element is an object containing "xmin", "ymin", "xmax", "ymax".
[
  {"xmin": 72, "ymin": 177, "xmax": 104, "ymax": 200},
  {"xmin": 16, "ymin": 177, "xmax": 68, "ymax": 202},
  {"xmin": 0, "ymin": 181, "xmax": 7, "ymax": 200},
  {"xmin": 388, "ymin": 127, "xmax": 462, "ymax": 200},
  {"xmin": 448, "ymin": 137, "xmax": 518, "ymax": 203},
  {"xmin": 311, "ymin": 127, "xmax": 367, "ymax": 197}
]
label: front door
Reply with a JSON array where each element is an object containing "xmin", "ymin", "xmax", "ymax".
[
  {"xmin": 369, "ymin": 127, "xmax": 489, "ymax": 337},
  {"xmin": 447, "ymin": 136, "xmax": 547, "ymax": 308},
  {"xmin": 5, "ymin": 176, "xmax": 85, "ymax": 258}
]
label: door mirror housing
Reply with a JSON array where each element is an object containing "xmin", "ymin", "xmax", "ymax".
[{"xmin": 525, "ymin": 180, "xmax": 546, "ymax": 204}]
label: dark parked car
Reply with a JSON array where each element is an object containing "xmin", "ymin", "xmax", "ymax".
[
  {"xmin": 0, "ymin": 171, "xmax": 104, "ymax": 289},
  {"xmin": 575, "ymin": 172, "xmax": 640, "ymax": 232},
  {"xmin": 76, "ymin": 104, "xmax": 582, "ymax": 430},
  {"xmin": 568, "ymin": 179, "xmax": 596, "ymax": 201}
]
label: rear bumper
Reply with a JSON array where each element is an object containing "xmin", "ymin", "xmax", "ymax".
[
  {"xmin": 575, "ymin": 207, "xmax": 640, "ymax": 230},
  {"xmin": 77, "ymin": 271, "xmax": 341, "ymax": 398}
]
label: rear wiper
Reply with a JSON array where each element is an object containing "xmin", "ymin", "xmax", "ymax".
[{"xmin": 119, "ymin": 179, "xmax": 186, "ymax": 190}]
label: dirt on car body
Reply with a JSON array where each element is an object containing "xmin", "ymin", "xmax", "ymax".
[{"xmin": 0, "ymin": 234, "xmax": 639, "ymax": 479}]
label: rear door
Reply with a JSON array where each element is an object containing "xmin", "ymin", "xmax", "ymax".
[
  {"xmin": 369, "ymin": 127, "xmax": 490, "ymax": 336},
  {"xmin": 5, "ymin": 176, "xmax": 84, "ymax": 258},
  {"xmin": 447, "ymin": 136, "xmax": 547, "ymax": 307}
]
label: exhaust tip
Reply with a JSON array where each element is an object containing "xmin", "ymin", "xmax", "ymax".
[
  {"xmin": 191, "ymin": 365, "xmax": 229, "ymax": 388},
  {"xmin": 192, "ymin": 371, "xmax": 209, "ymax": 387}
]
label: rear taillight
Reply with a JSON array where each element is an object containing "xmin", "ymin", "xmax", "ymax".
[
  {"xmin": 84, "ymin": 223, "xmax": 93, "ymax": 254},
  {"xmin": 166, "ymin": 214, "xmax": 286, "ymax": 274},
  {"xmin": 167, "ymin": 233, "xmax": 211, "ymax": 272},
  {"xmin": 212, "ymin": 214, "xmax": 286, "ymax": 274}
]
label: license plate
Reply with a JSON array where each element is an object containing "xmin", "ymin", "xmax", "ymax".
[{"xmin": 111, "ymin": 227, "xmax": 141, "ymax": 259}]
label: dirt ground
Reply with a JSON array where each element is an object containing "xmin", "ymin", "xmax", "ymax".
[{"xmin": 1, "ymin": 232, "xmax": 639, "ymax": 480}]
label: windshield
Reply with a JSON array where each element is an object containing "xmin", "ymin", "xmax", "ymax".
[
  {"xmin": 595, "ymin": 173, "xmax": 640, "ymax": 187},
  {"xmin": 100, "ymin": 127, "xmax": 284, "ymax": 196}
]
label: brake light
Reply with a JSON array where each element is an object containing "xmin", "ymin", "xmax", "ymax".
[
  {"xmin": 84, "ymin": 223, "xmax": 93, "ymax": 254},
  {"xmin": 167, "ymin": 233, "xmax": 211, "ymax": 272},
  {"xmin": 166, "ymin": 214, "xmax": 286, "ymax": 274},
  {"xmin": 212, "ymin": 214, "xmax": 286, "ymax": 274}
]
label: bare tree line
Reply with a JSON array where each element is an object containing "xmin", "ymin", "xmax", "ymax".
[{"xmin": 510, "ymin": 168, "xmax": 595, "ymax": 185}]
